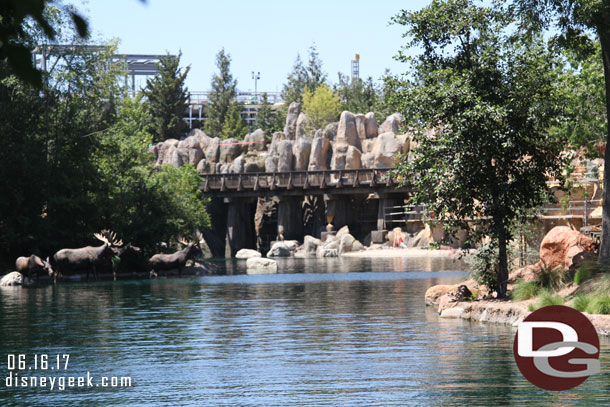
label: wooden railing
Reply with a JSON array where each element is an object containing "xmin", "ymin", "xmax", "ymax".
[{"xmin": 200, "ymin": 168, "xmax": 398, "ymax": 192}]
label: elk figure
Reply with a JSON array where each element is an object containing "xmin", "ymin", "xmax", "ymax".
[
  {"xmin": 52, "ymin": 230, "xmax": 122, "ymax": 282},
  {"xmin": 15, "ymin": 255, "xmax": 54, "ymax": 283},
  {"xmin": 110, "ymin": 242, "xmax": 143, "ymax": 281},
  {"xmin": 149, "ymin": 233, "xmax": 204, "ymax": 278}
]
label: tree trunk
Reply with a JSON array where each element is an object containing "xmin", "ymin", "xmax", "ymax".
[
  {"xmin": 598, "ymin": 32, "xmax": 610, "ymax": 262},
  {"xmin": 496, "ymin": 221, "xmax": 509, "ymax": 298}
]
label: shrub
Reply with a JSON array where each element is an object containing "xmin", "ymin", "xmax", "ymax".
[
  {"xmin": 571, "ymin": 294, "xmax": 591, "ymax": 312},
  {"xmin": 529, "ymin": 290, "xmax": 565, "ymax": 311},
  {"xmin": 587, "ymin": 294, "xmax": 610, "ymax": 315},
  {"xmin": 534, "ymin": 263, "xmax": 568, "ymax": 291},
  {"xmin": 574, "ymin": 261, "xmax": 603, "ymax": 285},
  {"xmin": 511, "ymin": 280, "xmax": 541, "ymax": 301}
]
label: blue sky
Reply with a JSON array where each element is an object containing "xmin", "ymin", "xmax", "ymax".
[{"xmin": 76, "ymin": 0, "xmax": 425, "ymax": 93}]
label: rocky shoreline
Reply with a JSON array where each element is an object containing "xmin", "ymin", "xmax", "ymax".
[{"xmin": 435, "ymin": 298, "xmax": 610, "ymax": 337}]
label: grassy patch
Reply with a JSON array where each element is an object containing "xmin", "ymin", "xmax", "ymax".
[
  {"xmin": 571, "ymin": 294, "xmax": 591, "ymax": 312},
  {"xmin": 511, "ymin": 280, "xmax": 541, "ymax": 301},
  {"xmin": 573, "ymin": 261, "xmax": 604, "ymax": 285},
  {"xmin": 528, "ymin": 290, "xmax": 565, "ymax": 311},
  {"xmin": 587, "ymin": 294, "xmax": 610, "ymax": 315},
  {"xmin": 534, "ymin": 264, "xmax": 568, "ymax": 291}
]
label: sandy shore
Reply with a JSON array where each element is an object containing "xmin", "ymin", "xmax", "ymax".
[{"xmin": 343, "ymin": 247, "xmax": 463, "ymax": 258}]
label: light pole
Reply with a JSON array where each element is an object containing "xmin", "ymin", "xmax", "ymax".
[{"xmin": 251, "ymin": 71, "xmax": 260, "ymax": 103}]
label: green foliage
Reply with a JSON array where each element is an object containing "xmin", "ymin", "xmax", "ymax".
[
  {"xmin": 91, "ymin": 97, "xmax": 210, "ymax": 252},
  {"xmin": 587, "ymin": 294, "xmax": 610, "ymax": 315},
  {"xmin": 534, "ymin": 263, "xmax": 569, "ymax": 291},
  {"xmin": 221, "ymin": 100, "xmax": 248, "ymax": 140},
  {"xmin": 302, "ymin": 84, "xmax": 342, "ymax": 132},
  {"xmin": 512, "ymin": 280, "xmax": 542, "ymax": 301},
  {"xmin": 574, "ymin": 260, "xmax": 603, "ymax": 285},
  {"xmin": 281, "ymin": 44, "xmax": 327, "ymax": 104},
  {"xmin": 205, "ymin": 48, "xmax": 237, "ymax": 138},
  {"xmin": 334, "ymin": 73, "xmax": 379, "ymax": 114},
  {"xmin": 467, "ymin": 245, "xmax": 504, "ymax": 293},
  {"xmin": 529, "ymin": 290, "xmax": 565, "ymax": 311},
  {"xmin": 142, "ymin": 52, "xmax": 190, "ymax": 142},
  {"xmin": 255, "ymin": 92, "xmax": 274, "ymax": 135},
  {"xmin": 391, "ymin": 0, "xmax": 567, "ymax": 297},
  {"xmin": 572, "ymin": 294, "xmax": 592, "ymax": 312},
  {"xmin": 0, "ymin": 0, "xmax": 91, "ymax": 87}
]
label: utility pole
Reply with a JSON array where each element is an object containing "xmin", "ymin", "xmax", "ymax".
[{"xmin": 251, "ymin": 71, "xmax": 260, "ymax": 103}]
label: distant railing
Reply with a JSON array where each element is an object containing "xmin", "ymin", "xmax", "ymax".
[{"xmin": 200, "ymin": 168, "xmax": 397, "ymax": 193}]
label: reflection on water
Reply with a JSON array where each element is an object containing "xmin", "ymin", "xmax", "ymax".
[{"xmin": 0, "ymin": 256, "xmax": 609, "ymax": 406}]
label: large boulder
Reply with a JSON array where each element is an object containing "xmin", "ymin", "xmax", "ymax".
[
  {"xmin": 236, "ymin": 249, "xmax": 262, "ymax": 259},
  {"xmin": 539, "ymin": 226, "xmax": 597, "ymax": 271},
  {"xmin": 339, "ymin": 234, "xmax": 357, "ymax": 254},
  {"xmin": 165, "ymin": 144, "xmax": 183, "ymax": 167},
  {"xmin": 364, "ymin": 112, "xmax": 378, "ymax": 139},
  {"xmin": 246, "ymin": 257, "xmax": 278, "ymax": 274},
  {"xmin": 197, "ymin": 159, "xmax": 211, "ymax": 174},
  {"xmin": 308, "ymin": 132, "xmax": 331, "ymax": 170},
  {"xmin": 293, "ymin": 137, "xmax": 312, "ymax": 171},
  {"xmin": 336, "ymin": 111, "xmax": 361, "ymax": 150},
  {"xmin": 372, "ymin": 132, "xmax": 402, "ymax": 168},
  {"xmin": 0, "ymin": 272, "xmax": 25, "ymax": 286},
  {"xmin": 244, "ymin": 129, "xmax": 266, "ymax": 152},
  {"xmin": 277, "ymin": 140, "xmax": 294, "ymax": 172},
  {"xmin": 355, "ymin": 114, "xmax": 367, "ymax": 141},
  {"xmin": 330, "ymin": 143, "xmax": 348, "ymax": 170},
  {"xmin": 267, "ymin": 242, "xmax": 292, "ymax": 257},
  {"xmin": 303, "ymin": 235, "xmax": 321, "ymax": 255},
  {"xmin": 177, "ymin": 134, "xmax": 204, "ymax": 166},
  {"xmin": 361, "ymin": 152, "xmax": 375, "ymax": 169},
  {"xmin": 269, "ymin": 131, "xmax": 286, "ymax": 155},
  {"xmin": 244, "ymin": 153, "xmax": 267, "ymax": 173},
  {"xmin": 295, "ymin": 112, "xmax": 311, "ymax": 139},
  {"xmin": 231, "ymin": 155, "xmax": 245, "ymax": 173},
  {"xmin": 379, "ymin": 113, "xmax": 402, "ymax": 134},
  {"xmin": 345, "ymin": 146, "xmax": 362, "ymax": 169},
  {"xmin": 265, "ymin": 155, "xmax": 278, "ymax": 172},
  {"xmin": 322, "ymin": 122, "xmax": 338, "ymax": 141},
  {"xmin": 219, "ymin": 138, "xmax": 242, "ymax": 163},
  {"xmin": 284, "ymin": 102, "xmax": 301, "ymax": 139},
  {"xmin": 204, "ymin": 137, "xmax": 221, "ymax": 163}
]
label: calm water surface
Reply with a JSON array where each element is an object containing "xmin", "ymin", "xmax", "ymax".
[{"xmin": 1, "ymin": 256, "xmax": 609, "ymax": 406}]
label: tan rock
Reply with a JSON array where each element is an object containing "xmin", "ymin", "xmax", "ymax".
[{"xmin": 539, "ymin": 226, "xmax": 597, "ymax": 271}]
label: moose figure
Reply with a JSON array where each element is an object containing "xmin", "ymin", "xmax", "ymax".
[
  {"xmin": 110, "ymin": 242, "xmax": 143, "ymax": 281},
  {"xmin": 149, "ymin": 233, "xmax": 204, "ymax": 278},
  {"xmin": 52, "ymin": 230, "xmax": 122, "ymax": 282},
  {"xmin": 15, "ymin": 255, "xmax": 54, "ymax": 282}
]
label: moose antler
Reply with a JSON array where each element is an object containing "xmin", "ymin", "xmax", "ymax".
[
  {"xmin": 177, "ymin": 236, "xmax": 190, "ymax": 246},
  {"xmin": 93, "ymin": 230, "xmax": 123, "ymax": 247},
  {"xmin": 195, "ymin": 230, "xmax": 204, "ymax": 244}
]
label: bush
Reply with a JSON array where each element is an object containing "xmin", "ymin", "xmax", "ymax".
[
  {"xmin": 534, "ymin": 263, "xmax": 569, "ymax": 291},
  {"xmin": 571, "ymin": 294, "xmax": 591, "ymax": 312},
  {"xmin": 573, "ymin": 261, "xmax": 603, "ymax": 285},
  {"xmin": 511, "ymin": 280, "xmax": 541, "ymax": 301},
  {"xmin": 529, "ymin": 290, "xmax": 565, "ymax": 311},
  {"xmin": 468, "ymin": 245, "xmax": 503, "ymax": 293},
  {"xmin": 587, "ymin": 294, "xmax": 610, "ymax": 315}
]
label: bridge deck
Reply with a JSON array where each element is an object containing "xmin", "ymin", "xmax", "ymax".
[{"xmin": 200, "ymin": 168, "xmax": 409, "ymax": 198}]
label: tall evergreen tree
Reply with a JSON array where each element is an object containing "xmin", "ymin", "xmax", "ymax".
[
  {"xmin": 204, "ymin": 48, "xmax": 237, "ymax": 138},
  {"xmin": 222, "ymin": 100, "xmax": 248, "ymax": 140},
  {"xmin": 142, "ymin": 52, "xmax": 189, "ymax": 142},
  {"xmin": 334, "ymin": 73, "xmax": 378, "ymax": 114},
  {"xmin": 281, "ymin": 44, "xmax": 327, "ymax": 104},
  {"xmin": 255, "ymin": 92, "xmax": 275, "ymax": 134}
]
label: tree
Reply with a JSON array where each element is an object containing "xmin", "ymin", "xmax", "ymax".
[
  {"xmin": 512, "ymin": 0, "xmax": 610, "ymax": 261},
  {"xmin": 334, "ymin": 73, "xmax": 378, "ymax": 113},
  {"xmin": 255, "ymin": 92, "xmax": 280, "ymax": 135},
  {"xmin": 92, "ymin": 97, "xmax": 210, "ymax": 252},
  {"xmin": 205, "ymin": 48, "xmax": 237, "ymax": 138},
  {"xmin": 302, "ymin": 84, "xmax": 342, "ymax": 131},
  {"xmin": 142, "ymin": 53, "xmax": 190, "ymax": 142},
  {"xmin": 0, "ymin": 0, "xmax": 90, "ymax": 87},
  {"xmin": 391, "ymin": 0, "xmax": 566, "ymax": 297},
  {"xmin": 221, "ymin": 100, "xmax": 248, "ymax": 140},
  {"xmin": 281, "ymin": 44, "xmax": 327, "ymax": 104}
]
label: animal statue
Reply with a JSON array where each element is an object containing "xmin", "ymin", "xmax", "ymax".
[
  {"xmin": 109, "ymin": 242, "xmax": 143, "ymax": 280},
  {"xmin": 149, "ymin": 233, "xmax": 204, "ymax": 278},
  {"xmin": 52, "ymin": 230, "xmax": 122, "ymax": 282},
  {"xmin": 15, "ymin": 255, "xmax": 54, "ymax": 282}
]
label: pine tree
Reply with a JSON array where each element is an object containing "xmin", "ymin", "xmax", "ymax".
[
  {"xmin": 281, "ymin": 44, "xmax": 327, "ymax": 104},
  {"xmin": 142, "ymin": 53, "xmax": 190, "ymax": 142},
  {"xmin": 221, "ymin": 100, "xmax": 248, "ymax": 140},
  {"xmin": 255, "ymin": 92, "xmax": 274, "ymax": 134},
  {"xmin": 204, "ymin": 48, "xmax": 237, "ymax": 138}
]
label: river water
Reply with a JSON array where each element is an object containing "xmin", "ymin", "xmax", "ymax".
[{"xmin": 1, "ymin": 256, "xmax": 609, "ymax": 406}]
